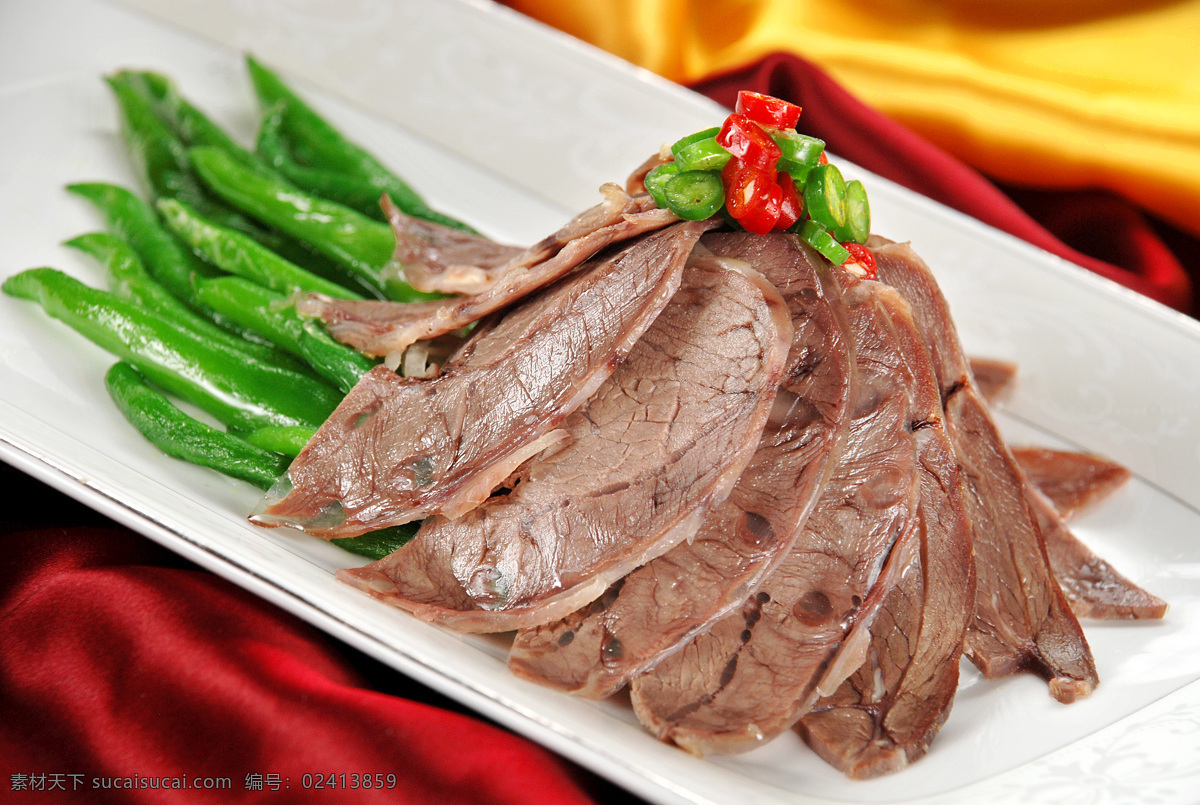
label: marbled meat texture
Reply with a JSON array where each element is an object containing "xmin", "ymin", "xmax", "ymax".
[
  {"xmin": 508, "ymin": 233, "xmax": 853, "ymax": 698},
  {"xmin": 629, "ymin": 265, "xmax": 924, "ymax": 756},
  {"xmin": 870, "ymin": 238, "xmax": 1099, "ymax": 703},
  {"xmin": 336, "ymin": 249, "xmax": 793, "ymax": 633},
  {"xmin": 254, "ymin": 221, "xmax": 712, "ymax": 538},
  {"xmin": 301, "ymin": 186, "xmax": 678, "ymax": 357},
  {"xmin": 796, "ymin": 284, "xmax": 974, "ymax": 779}
]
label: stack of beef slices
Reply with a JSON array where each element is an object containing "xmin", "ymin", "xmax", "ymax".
[{"xmin": 252, "ymin": 185, "xmax": 1167, "ymax": 778}]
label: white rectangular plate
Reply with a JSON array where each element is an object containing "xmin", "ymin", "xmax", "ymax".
[{"xmin": 2, "ymin": 1, "xmax": 1199, "ymax": 803}]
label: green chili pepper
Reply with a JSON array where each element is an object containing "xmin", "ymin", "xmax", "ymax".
[
  {"xmin": 67, "ymin": 182, "xmax": 215, "ymax": 301},
  {"xmin": 107, "ymin": 358, "xmax": 405, "ymax": 555},
  {"xmin": 3, "ymin": 268, "xmax": 342, "ymax": 432},
  {"xmin": 256, "ymin": 102, "xmax": 394, "ymax": 220},
  {"xmin": 643, "ymin": 161, "xmax": 680, "ymax": 210},
  {"xmin": 671, "ymin": 136, "xmax": 731, "ymax": 174},
  {"xmin": 241, "ymin": 424, "xmax": 316, "ymax": 458},
  {"xmin": 106, "ymin": 72, "xmax": 372, "ymax": 295},
  {"xmin": 105, "ymin": 361, "xmax": 289, "ymax": 489},
  {"xmin": 804, "ymin": 162, "xmax": 848, "ymax": 234},
  {"xmin": 297, "ymin": 320, "xmax": 375, "ymax": 393},
  {"xmin": 832, "ymin": 179, "xmax": 871, "ymax": 245},
  {"xmin": 106, "ymin": 70, "xmax": 275, "ymax": 242},
  {"xmin": 245, "ymin": 55, "xmax": 475, "ymax": 232},
  {"xmin": 798, "ymin": 219, "xmax": 850, "ymax": 265},
  {"xmin": 771, "ymin": 131, "xmax": 825, "ymax": 184},
  {"xmin": 105, "ymin": 72, "xmax": 211, "ymax": 209},
  {"xmin": 120, "ymin": 70, "xmax": 261, "ymax": 169},
  {"xmin": 189, "ymin": 145, "xmax": 439, "ymax": 303},
  {"xmin": 158, "ymin": 198, "xmax": 363, "ymax": 300},
  {"xmin": 194, "ymin": 275, "xmax": 375, "ymax": 392},
  {"xmin": 64, "ymin": 231, "xmax": 304, "ymax": 371},
  {"xmin": 663, "ymin": 170, "xmax": 725, "ymax": 221},
  {"xmin": 669, "ymin": 127, "xmax": 721, "ymax": 159}
]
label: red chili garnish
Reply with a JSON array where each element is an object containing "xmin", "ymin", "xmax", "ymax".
[
  {"xmin": 818, "ymin": 150, "xmax": 829, "ymax": 165},
  {"xmin": 843, "ymin": 242, "xmax": 877, "ymax": 279},
  {"xmin": 775, "ymin": 173, "xmax": 802, "ymax": 231},
  {"xmin": 741, "ymin": 181, "xmax": 782, "ymax": 235},
  {"xmin": 735, "ymin": 91, "xmax": 802, "ymax": 130},
  {"xmin": 717, "ymin": 114, "xmax": 782, "ymax": 172},
  {"xmin": 722, "ymin": 159, "xmax": 772, "ymax": 218}
]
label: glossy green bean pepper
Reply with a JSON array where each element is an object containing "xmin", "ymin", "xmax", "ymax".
[
  {"xmin": 107, "ymin": 359, "xmax": 410, "ymax": 558},
  {"xmin": 158, "ymin": 198, "xmax": 363, "ymax": 301},
  {"xmin": 65, "ymin": 231, "xmax": 303, "ymax": 371},
  {"xmin": 3, "ymin": 268, "xmax": 342, "ymax": 432},
  {"xmin": 194, "ymin": 275, "xmax": 376, "ymax": 393},
  {"xmin": 106, "ymin": 71, "xmax": 372, "ymax": 294},
  {"xmin": 246, "ymin": 55, "xmax": 475, "ymax": 232},
  {"xmin": 105, "ymin": 361, "xmax": 289, "ymax": 489},
  {"xmin": 189, "ymin": 145, "xmax": 439, "ymax": 303},
  {"xmin": 67, "ymin": 182, "xmax": 214, "ymax": 302}
]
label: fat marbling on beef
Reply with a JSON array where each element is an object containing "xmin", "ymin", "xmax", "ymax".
[
  {"xmin": 337, "ymin": 247, "xmax": 792, "ymax": 632},
  {"xmin": 508, "ymin": 233, "xmax": 853, "ymax": 697},
  {"xmin": 254, "ymin": 221, "xmax": 713, "ymax": 538}
]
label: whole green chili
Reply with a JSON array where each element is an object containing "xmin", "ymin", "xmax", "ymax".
[
  {"xmin": 64, "ymin": 231, "xmax": 304, "ymax": 371},
  {"xmin": 246, "ymin": 55, "xmax": 475, "ymax": 232},
  {"xmin": 105, "ymin": 361, "xmax": 289, "ymax": 489},
  {"xmin": 189, "ymin": 145, "xmax": 439, "ymax": 303},
  {"xmin": 105, "ymin": 72, "xmax": 372, "ymax": 294},
  {"xmin": 158, "ymin": 197, "xmax": 363, "ymax": 300},
  {"xmin": 241, "ymin": 424, "xmax": 316, "ymax": 458},
  {"xmin": 194, "ymin": 275, "xmax": 375, "ymax": 392},
  {"xmin": 3, "ymin": 268, "xmax": 342, "ymax": 432}
]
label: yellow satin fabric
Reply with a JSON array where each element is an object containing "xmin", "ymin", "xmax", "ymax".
[{"xmin": 507, "ymin": 0, "xmax": 1200, "ymax": 236}]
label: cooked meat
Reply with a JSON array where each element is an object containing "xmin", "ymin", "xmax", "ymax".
[
  {"xmin": 335, "ymin": 249, "xmax": 793, "ymax": 633},
  {"xmin": 968, "ymin": 356, "xmax": 1017, "ymax": 406},
  {"xmin": 300, "ymin": 187, "xmax": 678, "ymax": 358},
  {"xmin": 253, "ymin": 221, "xmax": 713, "ymax": 538},
  {"xmin": 625, "ymin": 150, "xmax": 671, "ymax": 197},
  {"xmin": 508, "ymin": 233, "xmax": 853, "ymax": 698},
  {"xmin": 870, "ymin": 238, "xmax": 1098, "ymax": 703},
  {"xmin": 1013, "ymin": 447, "xmax": 1132, "ymax": 520},
  {"xmin": 1028, "ymin": 486, "xmax": 1168, "ymax": 619},
  {"xmin": 797, "ymin": 286, "xmax": 974, "ymax": 779},
  {"xmin": 380, "ymin": 195, "xmax": 524, "ymax": 295},
  {"xmin": 629, "ymin": 266, "xmax": 924, "ymax": 756}
]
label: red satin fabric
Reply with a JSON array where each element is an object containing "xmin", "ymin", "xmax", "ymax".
[
  {"xmin": 691, "ymin": 52, "xmax": 1197, "ymax": 314},
  {"xmin": 0, "ymin": 466, "xmax": 603, "ymax": 804},
  {"xmin": 3, "ymin": 52, "xmax": 1198, "ymax": 805}
]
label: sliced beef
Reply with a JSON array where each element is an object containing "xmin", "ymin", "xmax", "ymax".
[
  {"xmin": 381, "ymin": 195, "xmax": 524, "ymax": 295},
  {"xmin": 1013, "ymin": 447, "xmax": 1131, "ymax": 520},
  {"xmin": 797, "ymin": 286, "xmax": 974, "ymax": 779},
  {"xmin": 629, "ymin": 266, "xmax": 924, "ymax": 756},
  {"xmin": 300, "ymin": 187, "xmax": 678, "ymax": 359},
  {"xmin": 1028, "ymin": 486, "xmax": 1168, "ymax": 619},
  {"xmin": 968, "ymin": 356, "xmax": 1017, "ymax": 406},
  {"xmin": 870, "ymin": 238, "xmax": 1098, "ymax": 703},
  {"xmin": 253, "ymin": 221, "xmax": 712, "ymax": 538},
  {"xmin": 508, "ymin": 233, "xmax": 853, "ymax": 698},
  {"xmin": 336, "ymin": 249, "xmax": 792, "ymax": 633},
  {"xmin": 626, "ymin": 150, "xmax": 670, "ymax": 197}
]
